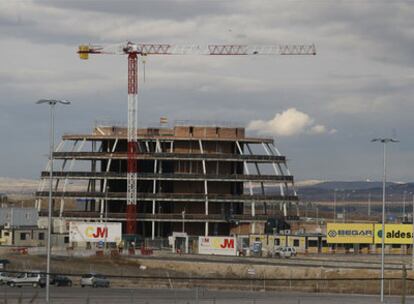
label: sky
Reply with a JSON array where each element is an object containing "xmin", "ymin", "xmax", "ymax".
[{"xmin": 0, "ymin": 0, "xmax": 413, "ymax": 182}]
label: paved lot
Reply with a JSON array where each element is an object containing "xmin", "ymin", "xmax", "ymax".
[{"xmin": 1, "ymin": 286, "xmax": 413, "ymax": 304}]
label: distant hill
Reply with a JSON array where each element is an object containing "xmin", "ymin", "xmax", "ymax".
[
  {"xmin": 304, "ymin": 181, "xmax": 387, "ymax": 191},
  {"xmin": 250, "ymin": 180, "xmax": 414, "ymax": 202},
  {"xmin": 0, "ymin": 177, "xmax": 83, "ymax": 196},
  {"xmin": 296, "ymin": 180, "xmax": 414, "ymax": 202},
  {"xmin": 0, "ymin": 177, "xmax": 39, "ymax": 194}
]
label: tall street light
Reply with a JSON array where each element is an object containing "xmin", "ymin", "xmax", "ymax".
[
  {"xmin": 403, "ymin": 190, "xmax": 407, "ymax": 221},
  {"xmin": 371, "ymin": 137, "xmax": 399, "ymax": 303},
  {"xmin": 412, "ymin": 193, "xmax": 414, "ymax": 270},
  {"xmin": 36, "ymin": 99, "xmax": 71, "ymax": 304},
  {"xmin": 181, "ymin": 210, "xmax": 186, "ymax": 233},
  {"xmin": 333, "ymin": 189, "xmax": 337, "ymax": 222},
  {"xmin": 368, "ymin": 192, "xmax": 371, "ymax": 217}
]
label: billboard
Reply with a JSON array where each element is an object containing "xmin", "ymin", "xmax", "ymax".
[
  {"xmin": 374, "ymin": 224, "xmax": 414, "ymax": 244},
  {"xmin": 327, "ymin": 223, "xmax": 374, "ymax": 244},
  {"xmin": 198, "ymin": 236, "xmax": 237, "ymax": 256},
  {"xmin": 69, "ymin": 222, "xmax": 122, "ymax": 243}
]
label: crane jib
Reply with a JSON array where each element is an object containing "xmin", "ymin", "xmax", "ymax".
[{"xmin": 78, "ymin": 43, "xmax": 316, "ymax": 57}]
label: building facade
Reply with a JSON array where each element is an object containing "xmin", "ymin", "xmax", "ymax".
[
  {"xmin": 36, "ymin": 123, "xmax": 297, "ymax": 238},
  {"xmin": 0, "ymin": 207, "xmax": 45, "ymax": 246}
]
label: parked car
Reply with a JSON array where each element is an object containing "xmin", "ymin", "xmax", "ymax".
[
  {"xmin": 7, "ymin": 272, "xmax": 46, "ymax": 288},
  {"xmin": 0, "ymin": 272, "xmax": 13, "ymax": 285},
  {"xmin": 51, "ymin": 275, "xmax": 72, "ymax": 287},
  {"xmin": 80, "ymin": 274, "xmax": 110, "ymax": 288},
  {"xmin": 274, "ymin": 246, "xmax": 297, "ymax": 258}
]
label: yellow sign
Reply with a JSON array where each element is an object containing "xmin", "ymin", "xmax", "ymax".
[
  {"xmin": 327, "ymin": 223, "xmax": 374, "ymax": 244},
  {"xmin": 374, "ymin": 224, "xmax": 414, "ymax": 244}
]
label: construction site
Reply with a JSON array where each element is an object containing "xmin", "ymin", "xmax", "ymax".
[
  {"xmin": 30, "ymin": 42, "xmax": 315, "ymax": 244},
  {"xmin": 35, "ymin": 122, "xmax": 297, "ymax": 239},
  {"xmin": 5, "ymin": 41, "xmax": 412, "ymax": 258},
  {"xmin": 2, "ymin": 1, "xmax": 413, "ymax": 303}
]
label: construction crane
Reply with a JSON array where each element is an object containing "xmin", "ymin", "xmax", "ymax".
[{"xmin": 78, "ymin": 41, "xmax": 316, "ymax": 238}]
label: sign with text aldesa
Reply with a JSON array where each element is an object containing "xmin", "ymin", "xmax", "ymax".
[{"xmin": 374, "ymin": 224, "xmax": 414, "ymax": 244}]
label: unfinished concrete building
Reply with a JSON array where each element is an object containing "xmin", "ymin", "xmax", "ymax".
[{"xmin": 35, "ymin": 122, "xmax": 298, "ymax": 238}]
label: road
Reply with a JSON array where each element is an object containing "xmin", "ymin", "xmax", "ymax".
[{"xmin": 0, "ymin": 286, "xmax": 413, "ymax": 304}]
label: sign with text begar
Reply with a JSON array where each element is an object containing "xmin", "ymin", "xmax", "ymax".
[{"xmin": 327, "ymin": 223, "xmax": 374, "ymax": 244}]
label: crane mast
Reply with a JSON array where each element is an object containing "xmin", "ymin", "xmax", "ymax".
[
  {"xmin": 126, "ymin": 52, "xmax": 138, "ymax": 235},
  {"xmin": 78, "ymin": 41, "xmax": 316, "ymax": 238}
]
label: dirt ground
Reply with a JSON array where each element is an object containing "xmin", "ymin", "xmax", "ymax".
[{"xmin": 1, "ymin": 252, "xmax": 412, "ymax": 295}]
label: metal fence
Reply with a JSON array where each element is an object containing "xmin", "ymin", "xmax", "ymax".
[{"xmin": 1, "ymin": 278, "xmax": 413, "ymax": 304}]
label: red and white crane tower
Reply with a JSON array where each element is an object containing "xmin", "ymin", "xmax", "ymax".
[{"xmin": 78, "ymin": 42, "xmax": 316, "ymax": 237}]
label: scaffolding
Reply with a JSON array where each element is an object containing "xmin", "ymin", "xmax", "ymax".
[{"xmin": 36, "ymin": 124, "xmax": 298, "ymax": 238}]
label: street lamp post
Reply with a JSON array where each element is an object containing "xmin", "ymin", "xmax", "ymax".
[
  {"xmin": 368, "ymin": 192, "xmax": 371, "ymax": 217},
  {"xmin": 37, "ymin": 99, "xmax": 70, "ymax": 304},
  {"xmin": 104, "ymin": 185, "xmax": 109, "ymax": 251},
  {"xmin": 158, "ymin": 204, "xmax": 162, "ymax": 238},
  {"xmin": 412, "ymin": 194, "xmax": 414, "ymax": 270},
  {"xmin": 333, "ymin": 189, "xmax": 337, "ymax": 222},
  {"xmin": 182, "ymin": 210, "xmax": 185, "ymax": 233},
  {"xmin": 371, "ymin": 137, "xmax": 399, "ymax": 303},
  {"xmin": 316, "ymin": 206, "xmax": 319, "ymax": 224},
  {"xmin": 403, "ymin": 190, "xmax": 407, "ymax": 221}
]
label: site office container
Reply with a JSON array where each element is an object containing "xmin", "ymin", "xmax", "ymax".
[
  {"xmin": 284, "ymin": 236, "xmax": 304, "ymax": 253},
  {"xmin": 274, "ymin": 235, "xmax": 287, "ymax": 248},
  {"xmin": 250, "ymin": 234, "xmax": 330, "ymax": 255},
  {"xmin": 248, "ymin": 234, "xmax": 309, "ymax": 255},
  {"xmin": 320, "ymin": 237, "xmax": 330, "ymax": 253},
  {"xmin": 248, "ymin": 229, "xmax": 414, "ymax": 256},
  {"xmin": 11, "ymin": 227, "xmax": 47, "ymax": 247},
  {"xmin": 306, "ymin": 236, "xmax": 319, "ymax": 254}
]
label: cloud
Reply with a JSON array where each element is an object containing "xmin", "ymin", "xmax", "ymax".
[
  {"xmin": 247, "ymin": 108, "xmax": 335, "ymax": 137},
  {"xmin": 0, "ymin": 1, "xmax": 413, "ymax": 181}
]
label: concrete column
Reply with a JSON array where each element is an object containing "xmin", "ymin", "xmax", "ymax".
[
  {"xmin": 152, "ymin": 140, "xmax": 160, "ymax": 240},
  {"xmin": 199, "ymin": 140, "xmax": 209, "ymax": 236}
]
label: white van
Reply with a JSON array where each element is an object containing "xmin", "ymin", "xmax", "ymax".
[
  {"xmin": 7, "ymin": 272, "xmax": 46, "ymax": 288},
  {"xmin": 274, "ymin": 246, "xmax": 297, "ymax": 258}
]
